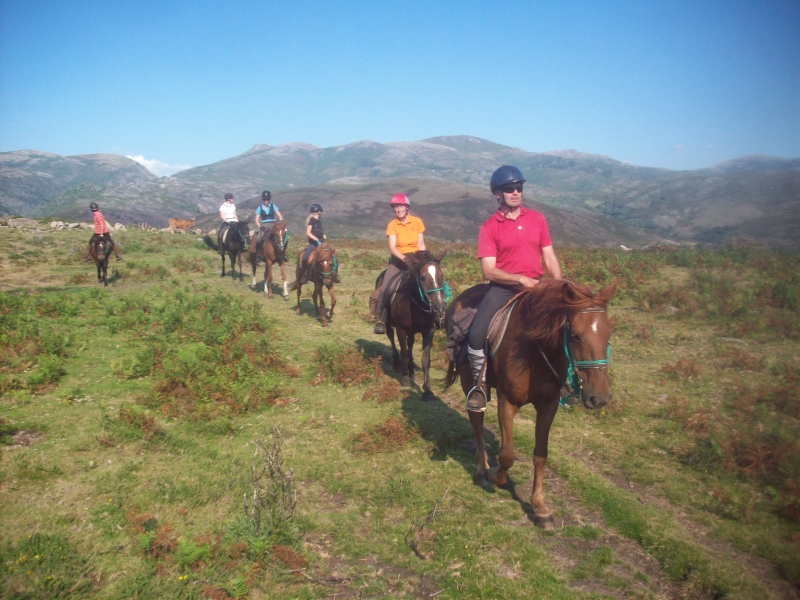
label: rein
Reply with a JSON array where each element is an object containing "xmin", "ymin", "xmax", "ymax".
[{"xmin": 535, "ymin": 307, "xmax": 611, "ymax": 407}]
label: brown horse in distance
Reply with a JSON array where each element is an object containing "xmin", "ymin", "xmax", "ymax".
[
  {"xmin": 293, "ymin": 242, "xmax": 338, "ymax": 327},
  {"xmin": 444, "ymin": 279, "xmax": 617, "ymax": 528},
  {"xmin": 376, "ymin": 250, "xmax": 447, "ymax": 401},
  {"xmin": 90, "ymin": 238, "xmax": 111, "ymax": 286},
  {"xmin": 249, "ymin": 221, "xmax": 290, "ymax": 300}
]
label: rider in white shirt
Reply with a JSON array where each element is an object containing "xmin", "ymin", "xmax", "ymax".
[{"xmin": 218, "ymin": 192, "xmax": 238, "ymax": 252}]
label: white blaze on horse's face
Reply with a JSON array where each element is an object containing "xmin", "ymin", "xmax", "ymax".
[
  {"xmin": 591, "ymin": 318, "xmax": 598, "ymax": 334},
  {"xmin": 427, "ymin": 264, "xmax": 438, "ymax": 287}
]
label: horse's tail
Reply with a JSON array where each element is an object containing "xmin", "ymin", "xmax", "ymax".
[
  {"xmin": 443, "ymin": 358, "xmax": 460, "ymax": 390},
  {"xmin": 287, "ymin": 280, "xmax": 299, "ymax": 293},
  {"xmin": 202, "ymin": 234, "xmax": 219, "ymax": 251}
]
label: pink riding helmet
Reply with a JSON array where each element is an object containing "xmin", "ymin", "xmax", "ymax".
[{"xmin": 390, "ymin": 193, "xmax": 410, "ymax": 207}]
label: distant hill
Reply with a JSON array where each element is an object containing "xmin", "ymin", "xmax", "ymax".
[
  {"xmin": 0, "ymin": 150, "xmax": 156, "ymax": 216},
  {"xmin": 193, "ymin": 178, "xmax": 661, "ymax": 249},
  {"xmin": 1, "ymin": 137, "xmax": 798, "ymax": 249}
]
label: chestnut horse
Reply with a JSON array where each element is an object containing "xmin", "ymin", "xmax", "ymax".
[
  {"xmin": 375, "ymin": 251, "xmax": 447, "ymax": 401},
  {"xmin": 249, "ymin": 221, "xmax": 290, "ymax": 300},
  {"xmin": 90, "ymin": 238, "xmax": 111, "ymax": 286},
  {"xmin": 444, "ymin": 279, "xmax": 617, "ymax": 528},
  {"xmin": 292, "ymin": 242, "xmax": 338, "ymax": 327}
]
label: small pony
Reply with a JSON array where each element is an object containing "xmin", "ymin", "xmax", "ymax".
[
  {"xmin": 90, "ymin": 238, "xmax": 111, "ymax": 286},
  {"xmin": 204, "ymin": 221, "xmax": 250, "ymax": 280},
  {"xmin": 374, "ymin": 250, "xmax": 448, "ymax": 400},
  {"xmin": 292, "ymin": 242, "xmax": 338, "ymax": 327}
]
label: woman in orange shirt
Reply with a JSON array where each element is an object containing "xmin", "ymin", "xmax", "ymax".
[{"xmin": 370, "ymin": 193, "xmax": 427, "ymax": 334}]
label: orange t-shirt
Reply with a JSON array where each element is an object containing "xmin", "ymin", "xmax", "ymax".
[{"xmin": 386, "ymin": 215, "xmax": 425, "ymax": 254}]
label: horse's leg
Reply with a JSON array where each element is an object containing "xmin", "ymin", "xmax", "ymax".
[
  {"xmin": 487, "ymin": 392, "xmax": 519, "ymax": 488},
  {"xmin": 530, "ymin": 400, "xmax": 559, "ymax": 530},
  {"xmin": 397, "ymin": 326, "xmax": 410, "ymax": 386},
  {"xmin": 279, "ymin": 262, "xmax": 289, "ymax": 300},
  {"xmin": 327, "ymin": 286, "xmax": 336, "ymax": 318},
  {"xmin": 318, "ymin": 283, "xmax": 328, "ymax": 327},
  {"xmin": 386, "ymin": 325, "xmax": 401, "ymax": 371},
  {"xmin": 265, "ymin": 260, "xmax": 273, "ymax": 299},
  {"xmin": 421, "ymin": 328, "xmax": 434, "ymax": 401},
  {"xmin": 295, "ymin": 265, "xmax": 302, "ymax": 314},
  {"xmin": 251, "ymin": 254, "xmax": 258, "ymax": 288},
  {"xmin": 469, "ymin": 411, "xmax": 490, "ymax": 478},
  {"xmin": 220, "ymin": 251, "xmax": 226, "ymax": 277},
  {"xmin": 406, "ymin": 332, "xmax": 415, "ymax": 382}
]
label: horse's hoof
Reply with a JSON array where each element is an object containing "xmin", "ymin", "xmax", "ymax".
[
  {"xmin": 400, "ymin": 376, "xmax": 411, "ymax": 387},
  {"xmin": 533, "ymin": 515, "xmax": 555, "ymax": 530},
  {"xmin": 422, "ymin": 390, "xmax": 435, "ymax": 402}
]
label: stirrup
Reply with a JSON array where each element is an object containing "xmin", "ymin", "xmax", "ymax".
[
  {"xmin": 373, "ymin": 322, "xmax": 386, "ymax": 335},
  {"xmin": 466, "ymin": 386, "xmax": 488, "ymax": 412}
]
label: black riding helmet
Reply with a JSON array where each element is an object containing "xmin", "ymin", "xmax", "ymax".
[
  {"xmin": 309, "ymin": 203, "xmax": 323, "ymax": 214},
  {"xmin": 90, "ymin": 202, "xmax": 99, "ymax": 211},
  {"xmin": 262, "ymin": 190, "xmax": 271, "ymax": 202},
  {"xmin": 489, "ymin": 165, "xmax": 526, "ymax": 193}
]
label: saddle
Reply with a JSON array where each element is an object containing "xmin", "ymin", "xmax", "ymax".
[
  {"xmin": 376, "ymin": 268, "xmax": 406, "ymax": 312},
  {"xmin": 445, "ymin": 290, "xmax": 523, "ymax": 366}
]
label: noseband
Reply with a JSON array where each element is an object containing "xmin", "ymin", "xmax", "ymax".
[
  {"xmin": 270, "ymin": 227, "xmax": 289, "ymax": 252},
  {"xmin": 535, "ymin": 307, "xmax": 612, "ymax": 407}
]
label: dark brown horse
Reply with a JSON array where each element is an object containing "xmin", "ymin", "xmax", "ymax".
[
  {"xmin": 249, "ymin": 221, "xmax": 290, "ymax": 300},
  {"xmin": 444, "ymin": 279, "xmax": 617, "ymax": 528},
  {"xmin": 90, "ymin": 238, "xmax": 111, "ymax": 286},
  {"xmin": 292, "ymin": 242, "xmax": 338, "ymax": 327},
  {"xmin": 203, "ymin": 221, "xmax": 250, "ymax": 280},
  {"xmin": 376, "ymin": 251, "xmax": 447, "ymax": 400}
]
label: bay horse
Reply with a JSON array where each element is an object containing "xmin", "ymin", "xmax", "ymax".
[
  {"xmin": 375, "ymin": 251, "xmax": 447, "ymax": 401},
  {"xmin": 292, "ymin": 242, "xmax": 338, "ymax": 327},
  {"xmin": 444, "ymin": 278, "xmax": 617, "ymax": 528},
  {"xmin": 203, "ymin": 221, "xmax": 250, "ymax": 280},
  {"xmin": 249, "ymin": 221, "xmax": 290, "ymax": 300},
  {"xmin": 90, "ymin": 238, "xmax": 111, "ymax": 286}
]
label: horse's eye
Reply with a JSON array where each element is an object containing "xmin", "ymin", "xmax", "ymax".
[{"xmin": 570, "ymin": 334, "xmax": 581, "ymax": 343}]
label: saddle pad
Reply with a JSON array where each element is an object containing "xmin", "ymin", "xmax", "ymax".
[
  {"xmin": 222, "ymin": 229, "xmax": 229, "ymax": 244},
  {"xmin": 487, "ymin": 292, "xmax": 525, "ymax": 359}
]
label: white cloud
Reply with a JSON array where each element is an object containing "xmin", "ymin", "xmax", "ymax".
[
  {"xmin": 126, "ymin": 155, "xmax": 192, "ymax": 177},
  {"xmin": 675, "ymin": 144, "xmax": 685, "ymax": 150}
]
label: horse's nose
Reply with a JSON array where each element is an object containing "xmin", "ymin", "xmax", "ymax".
[{"xmin": 583, "ymin": 392, "xmax": 611, "ymax": 410}]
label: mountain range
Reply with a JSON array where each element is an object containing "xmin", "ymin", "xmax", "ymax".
[{"xmin": 2, "ymin": 136, "xmax": 798, "ymax": 249}]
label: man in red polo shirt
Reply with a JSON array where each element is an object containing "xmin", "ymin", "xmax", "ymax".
[{"xmin": 465, "ymin": 165, "xmax": 563, "ymax": 412}]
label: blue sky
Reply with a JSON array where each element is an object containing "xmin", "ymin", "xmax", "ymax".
[{"xmin": 1, "ymin": 0, "xmax": 798, "ymax": 175}]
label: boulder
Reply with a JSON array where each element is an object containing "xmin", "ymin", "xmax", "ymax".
[
  {"xmin": 113, "ymin": 223, "xmax": 127, "ymax": 231},
  {"xmin": 8, "ymin": 218, "xmax": 40, "ymax": 229},
  {"xmin": 68, "ymin": 223, "xmax": 81, "ymax": 229},
  {"xmin": 50, "ymin": 221, "xmax": 64, "ymax": 229},
  {"xmin": 79, "ymin": 222, "xmax": 93, "ymax": 229},
  {"xmin": 193, "ymin": 228, "xmax": 204, "ymax": 235}
]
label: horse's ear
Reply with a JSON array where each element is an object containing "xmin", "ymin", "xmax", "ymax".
[
  {"xmin": 596, "ymin": 278, "xmax": 620, "ymax": 304},
  {"xmin": 435, "ymin": 248, "xmax": 448, "ymax": 262}
]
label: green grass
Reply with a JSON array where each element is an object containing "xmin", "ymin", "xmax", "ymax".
[{"xmin": 0, "ymin": 227, "xmax": 798, "ymax": 599}]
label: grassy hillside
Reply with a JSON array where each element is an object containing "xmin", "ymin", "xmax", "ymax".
[{"xmin": 1, "ymin": 222, "xmax": 799, "ymax": 599}]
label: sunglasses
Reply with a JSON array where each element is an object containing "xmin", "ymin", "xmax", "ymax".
[{"xmin": 500, "ymin": 184, "xmax": 523, "ymax": 194}]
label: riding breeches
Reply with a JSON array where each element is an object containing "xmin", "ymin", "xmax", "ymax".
[
  {"xmin": 468, "ymin": 284, "xmax": 519, "ymax": 351},
  {"xmin": 301, "ymin": 243, "xmax": 316, "ymax": 268},
  {"xmin": 371, "ymin": 259, "xmax": 405, "ymax": 320}
]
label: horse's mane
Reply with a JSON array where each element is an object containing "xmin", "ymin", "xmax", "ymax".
[{"xmin": 519, "ymin": 279, "xmax": 607, "ymax": 346}]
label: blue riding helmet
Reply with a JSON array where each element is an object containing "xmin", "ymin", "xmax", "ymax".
[{"xmin": 490, "ymin": 165, "xmax": 526, "ymax": 193}]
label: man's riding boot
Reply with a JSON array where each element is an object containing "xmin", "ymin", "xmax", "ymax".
[
  {"xmin": 466, "ymin": 347, "xmax": 488, "ymax": 412},
  {"xmin": 333, "ymin": 271, "xmax": 341, "ymax": 284},
  {"xmin": 300, "ymin": 266, "xmax": 308, "ymax": 285},
  {"xmin": 115, "ymin": 254, "xmax": 122, "ymax": 261},
  {"xmin": 374, "ymin": 307, "xmax": 387, "ymax": 334}
]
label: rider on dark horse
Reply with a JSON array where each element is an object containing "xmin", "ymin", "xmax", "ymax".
[
  {"xmin": 465, "ymin": 165, "xmax": 563, "ymax": 412},
  {"xmin": 83, "ymin": 203, "xmax": 122, "ymax": 262},
  {"xmin": 370, "ymin": 194, "xmax": 428, "ymax": 335},
  {"xmin": 298, "ymin": 204, "xmax": 340, "ymax": 285},
  {"xmin": 249, "ymin": 190, "xmax": 283, "ymax": 259},
  {"xmin": 217, "ymin": 192, "xmax": 239, "ymax": 254}
]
